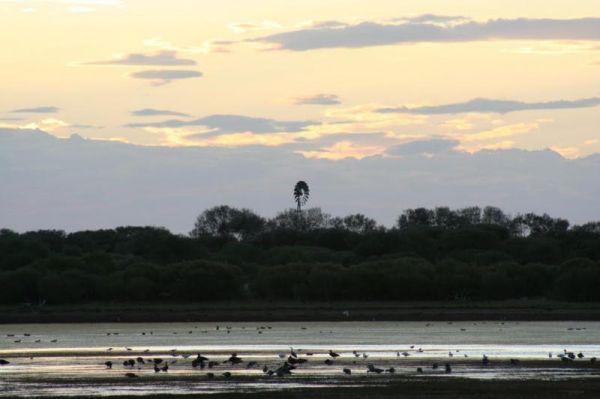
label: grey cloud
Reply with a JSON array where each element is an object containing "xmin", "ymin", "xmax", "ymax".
[
  {"xmin": 130, "ymin": 70, "xmax": 203, "ymax": 85},
  {"xmin": 399, "ymin": 14, "xmax": 467, "ymax": 23},
  {"xmin": 294, "ymin": 94, "xmax": 341, "ymax": 105},
  {"xmin": 378, "ymin": 97, "xmax": 600, "ymax": 115},
  {"xmin": 12, "ymin": 106, "xmax": 60, "ymax": 114},
  {"xmin": 387, "ymin": 138, "xmax": 460, "ymax": 156},
  {"xmin": 127, "ymin": 114, "xmax": 317, "ymax": 135},
  {"xmin": 87, "ymin": 51, "xmax": 196, "ymax": 66},
  {"xmin": 1, "ymin": 128, "xmax": 599, "ymax": 233},
  {"xmin": 255, "ymin": 17, "xmax": 600, "ymax": 51},
  {"xmin": 132, "ymin": 108, "xmax": 191, "ymax": 117}
]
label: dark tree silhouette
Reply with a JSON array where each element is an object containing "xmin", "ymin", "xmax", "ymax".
[{"xmin": 293, "ymin": 181, "xmax": 310, "ymax": 213}]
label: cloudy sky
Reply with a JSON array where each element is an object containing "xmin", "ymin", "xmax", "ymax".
[{"xmin": 1, "ymin": 0, "xmax": 599, "ymax": 160}]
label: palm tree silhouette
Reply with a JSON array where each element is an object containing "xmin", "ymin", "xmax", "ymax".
[{"xmin": 293, "ymin": 181, "xmax": 310, "ymax": 213}]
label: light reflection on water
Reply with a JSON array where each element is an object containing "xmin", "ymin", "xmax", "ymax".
[{"xmin": 1, "ymin": 321, "xmax": 599, "ymax": 397}]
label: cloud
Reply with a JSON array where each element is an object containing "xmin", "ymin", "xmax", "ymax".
[
  {"xmin": 12, "ymin": 106, "xmax": 60, "ymax": 114},
  {"xmin": 70, "ymin": 123, "xmax": 103, "ymax": 129},
  {"xmin": 378, "ymin": 97, "xmax": 600, "ymax": 115},
  {"xmin": 129, "ymin": 69, "xmax": 203, "ymax": 85},
  {"xmin": 396, "ymin": 14, "xmax": 468, "ymax": 24},
  {"xmin": 132, "ymin": 108, "xmax": 191, "ymax": 117},
  {"xmin": 3, "ymin": 128, "xmax": 599, "ymax": 232},
  {"xmin": 142, "ymin": 38, "xmax": 233, "ymax": 55},
  {"xmin": 229, "ymin": 20, "xmax": 281, "ymax": 34},
  {"xmin": 387, "ymin": 138, "xmax": 460, "ymax": 156},
  {"xmin": 299, "ymin": 141, "xmax": 386, "ymax": 160},
  {"xmin": 293, "ymin": 94, "xmax": 341, "ymax": 105},
  {"xmin": 453, "ymin": 122, "xmax": 541, "ymax": 152},
  {"xmin": 254, "ymin": 17, "xmax": 600, "ymax": 51},
  {"xmin": 0, "ymin": 118, "xmax": 69, "ymax": 132},
  {"xmin": 86, "ymin": 51, "xmax": 196, "ymax": 66},
  {"xmin": 126, "ymin": 114, "xmax": 317, "ymax": 135}
]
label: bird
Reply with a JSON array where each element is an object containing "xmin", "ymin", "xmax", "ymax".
[
  {"xmin": 432, "ymin": 363, "xmax": 439, "ymax": 370},
  {"xmin": 227, "ymin": 353, "xmax": 243, "ymax": 365},
  {"xmin": 136, "ymin": 357, "xmax": 145, "ymax": 365},
  {"xmin": 275, "ymin": 362, "xmax": 295, "ymax": 377},
  {"xmin": 445, "ymin": 363, "xmax": 452, "ymax": 373},
  {"xmin": 287, "ymin": 356, "xmax": 307, "ymax": 365},
  {"xmin": 386, "ymin": 367, "xmax": 396, "ymax": 373},
  {"xmin": 590, "ymin": 357, "xmax": 597, "ymax": 365},
  {"xmin": 367, "ymin": 364, "xmax": 383, "ymax": 374},
  {"xmin": 324, "ymin": 359, "xmax": 334, "ymax": 365},
  {"xmin": 0, "ymin": 359, "xmax": 10, "ymax": 366},
  {"xmin": 154, "ymin": 364, "xmax": 160, "ymax": 373},
  {"xmin": 417, "ymin": 367, "xmax": 423, "ymax": 373},
  {"xmin": 161, "ymin": 363, "xmax": 169, "ymax": 372},
  {"xmin": 482, "ymin": 355, "xmax": 489, "ymax": 366},
  {"xmin": 153, "ymin": 358, "xmax": 163, "ymax": 365},
  {"xmin": 329, "ymin": 350, "xmax": 340, "ymax": 358},
  {"xmin": 343, "ymin": 368, "xmax": 351, "ymax": 375},
  {"xmin": 104, "ymin": 361, "xmax": 113, "ymax": 369},
  {"xmin": 290, "ymin": 347, "xmax": 298, "ymax": 358},
  {"xmin": 578, "ymin": 352, "xmax": 585, "ymax": 359},
  {"xmin": 196, "ymin": 354, "xmax": 209, "ymax": 362}
]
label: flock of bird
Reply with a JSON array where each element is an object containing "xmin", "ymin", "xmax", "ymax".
[
  {"xmin": 2, "ymin": 326, "xmax": 599, "ymax": 380},
  {"xmin": 80, "ymin": 345, "xmax": 599, "ymax": 379}
]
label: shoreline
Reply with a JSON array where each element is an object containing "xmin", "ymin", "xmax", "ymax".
[
  {"xmin": 2, "ymin": 301, "xmax": 600, "ymax": 324},
  {"xmin": 2, "ymin": 377, "xmax": 600, "ymax": 399}
]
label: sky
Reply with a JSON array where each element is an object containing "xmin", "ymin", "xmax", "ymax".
[{"xmin": 1, "ymin": 0, "xmax": 599, "ymax": 160}]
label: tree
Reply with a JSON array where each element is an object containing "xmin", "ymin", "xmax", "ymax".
[
  {"xmin": 268, "ymin": 208, "xmax": 331, "ymax": 231},
  {"xmin": 293, "ymin": 181, "xmax": 310, "ymax": 213},
  {"xmin": 331, "ymin": 214, "xmax": 379, "ymax": 233},
  {"xmin": 191, "ymin": 206, "xmax": 265, "ymax": 240},
  {"xmin": 398, "ymin": 208, "xmax": 435, "ymax": 230}
]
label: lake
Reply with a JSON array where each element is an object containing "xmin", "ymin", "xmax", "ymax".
[{"xmin": 1, "ymin": 321, "xmax": 599, "ymax": 397}]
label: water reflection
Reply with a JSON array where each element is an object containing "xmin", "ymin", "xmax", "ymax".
[{"xmin": 1, "ymin": 321, "xmax": 599, "ymax": 397}]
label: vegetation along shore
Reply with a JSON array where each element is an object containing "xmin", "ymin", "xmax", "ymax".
[{"xmin": 1, "ymin": 201, "xmax": 599, "ymax": 316}]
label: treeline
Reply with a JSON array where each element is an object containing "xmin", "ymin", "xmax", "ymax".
[{"xmin": 1, "ymin": 206, "xmax": 599, "ymax": 305}]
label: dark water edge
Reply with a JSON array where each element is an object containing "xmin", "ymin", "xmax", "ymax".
[
  {"xmin": 3, "ymin": 378, "xmax": 600, "ymax": 399},
  {"xmin": 3, "ymin": 301, "xmax": 600, "ymax": 323}
]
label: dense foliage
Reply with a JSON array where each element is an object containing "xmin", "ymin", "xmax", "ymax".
[{"xmin": 1, "ymin": 206, "xmax": 599, "ymax": 305}]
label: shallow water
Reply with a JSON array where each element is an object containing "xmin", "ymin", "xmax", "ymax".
[{"xmin": 1, "ymin": 321, "xmax": 599, "ymax": 397}]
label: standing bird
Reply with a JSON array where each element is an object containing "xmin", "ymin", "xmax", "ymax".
[
  {"xmin": 227, "ymin": 353, "xmax": 243, "ymax": 365},
  {"xmin": 482, "ymin": 355, "xmax": 489, "ymax": 366},
  {"xmin": 329, "ymin": 350, "xmax": 340, "ymax": 358},
  {"xmin": 343, "ymin": 368, "xmax": 352, "ymax": 375},
  {"xmin": 104, "ymin": 361, "xmax": 113, "ymax": 369}
]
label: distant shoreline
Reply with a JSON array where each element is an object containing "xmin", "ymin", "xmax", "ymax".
[{"xmin": 2, "ymin": 301, "xmax": 600, "ymax": 324}]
